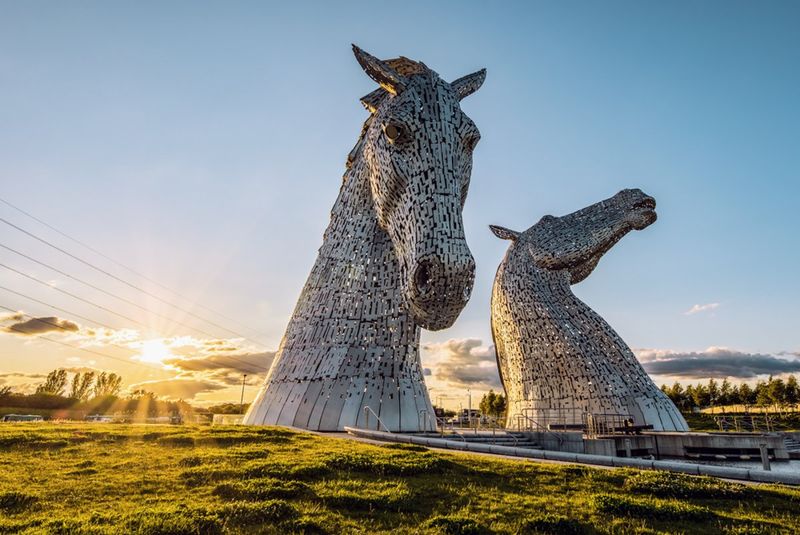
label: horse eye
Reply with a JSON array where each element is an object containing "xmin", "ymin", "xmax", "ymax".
[{"xmin": 384, "ymin": 123, "xmax": 403, "ymax": 143}]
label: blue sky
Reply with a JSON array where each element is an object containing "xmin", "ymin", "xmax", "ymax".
[{"xmin": 1, "ymin": 1, "xmax": 798, "ymax": 406}]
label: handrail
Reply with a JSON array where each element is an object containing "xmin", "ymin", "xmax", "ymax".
[
  {"xmin": 418, "ymin": 409, "xmax": 440, "ymax": 434},
  {"xmin": 362, "ymin": 405, "xmax": 391, "ymax": 433},
  {"xmin": 511, "ymin": 413, "xmax": 564, "ymax": 446}
]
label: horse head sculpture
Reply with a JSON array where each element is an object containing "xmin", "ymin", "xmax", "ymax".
[
  {"xmin": 490, "ymin": 189, "xmax": 688, "ymax": 432},
  {"xmin": 245, "ymin": 47, "xmax": 486, "ymax": 431},
  {"xmin": 354, "ymin": 45, "xmax": 484, "ymax": 330},
  {"xmin": 490, "ymin": 188, "xmax": 657, "ymax": 283}
]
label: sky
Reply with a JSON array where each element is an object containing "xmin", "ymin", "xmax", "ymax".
[{"xmin": 0, "ymin": 1, "xmax": 798, "ymax": 410}]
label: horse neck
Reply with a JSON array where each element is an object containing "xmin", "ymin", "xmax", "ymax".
[{"xmin": 288, "ymin": 161, "xmax": 418, "ymax": 343}]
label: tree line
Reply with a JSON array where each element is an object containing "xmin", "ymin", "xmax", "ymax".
[
  {"xmin": 0, "ymin": 368, "xmax": 191, "ymax": 418},
  {"xmin": 660, "ymin": 375, "xmax": 799, "ymax": 410}
]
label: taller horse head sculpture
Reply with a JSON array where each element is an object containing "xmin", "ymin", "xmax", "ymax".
[{"xmin": 244, "ymin": 46, "xmax": 485, "ymax": 431}]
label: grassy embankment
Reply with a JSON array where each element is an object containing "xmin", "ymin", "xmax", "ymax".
[
  {"xmin": 0, "ymin": 424, "xmax": 798, "ymax": 534},
  {"xmin": 681, "ymin": 411, "xmax": 800, "ymax": 432}
]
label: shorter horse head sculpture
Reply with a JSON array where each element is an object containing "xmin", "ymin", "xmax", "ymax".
[
  {"xmin": 489, "ymin": 188, "xmax": 689, "ymax": 431},
  {"xmin": 352, "ymin": 46, "xmax": 485, "ymax": 330},
  {"xmin": 490, "ymin": 188, "xmax": 656, "ymax": 282}
]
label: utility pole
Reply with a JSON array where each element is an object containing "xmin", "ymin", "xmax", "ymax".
[
  {"xmin": 240, "ymin": 374, "xmax": 248, "ymax": 414},
  {"xmin": 467, "ymin": 388, "xmax": 472, "ymax": 428}
]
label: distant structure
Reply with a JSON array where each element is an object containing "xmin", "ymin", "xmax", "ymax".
[
  {"xmin": 244, "ymin": 46, "xmax": 486, "ymax": 431},
  {"xmin": 490, "ymin": 189, "xmax": 689, "ymax": 432}
]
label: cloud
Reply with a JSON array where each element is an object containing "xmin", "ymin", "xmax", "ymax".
[
  {"xmin": 684, "ymin": 303, "xmax": 720, "ymax": 315},
  {"xmin": 127, "ymin": 378, "xmax": 227, "ymax": 400},
  {"xmin": 636, "ymin": 347, "xmax": 800, "ymax": 379},
  {"xmin": 3, "ymin": 315, "xmax": 80, "ymax": 336},
  {"xmin": 423, "ymin": 339, "xmax": 502, "ymax": 389}
]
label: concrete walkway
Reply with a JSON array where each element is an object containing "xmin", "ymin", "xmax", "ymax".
[{"xmin": 344, "ymin": 427, "xmax": 800, "ymax": 486}]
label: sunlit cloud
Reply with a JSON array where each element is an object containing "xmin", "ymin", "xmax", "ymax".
[
  {"xmin": 683, "ymin": 302, "xmax": 720, "ymax": 315},
  {"xmin": 423, "ymin": 338, "xmax": 502, "ymax": 389}
]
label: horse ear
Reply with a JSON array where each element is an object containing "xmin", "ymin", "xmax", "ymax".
[
  {"xmin": 352, "ymin": 44, "xmax": 407, "ymax": 95},
  {"xmin": 451, "ymin": 68, "xmax": 486, "ymax": 100},
  {"xmin": 489, "ymin": 225, "xmax": 520, "ymax": 241},
  {"xmin": 360, "ymin": 88, "xmax": 389, "ymax": 114}
]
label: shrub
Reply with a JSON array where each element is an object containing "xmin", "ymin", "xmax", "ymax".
[
  {"xmin": 425, "ymin": 515, "xmax": 487, "ymax": 535},
  {"xmin": 315, "ymin": 480, "xmax": 414, "ymax": 512},
  {"xmin": 0, "ymin": 491, "xmax": 38, "ymax": 513},
  {"xmin": 623, "ymin": 470, "xmax": 751, "ymax": 500},
  {"xmin": 156, "ymin": 435, "xmax": 195, "ymax": 447},
  {"xmin": 220, "ymin": 500, "xmax": 298, "ymax": 527},
  {"xmin": 177, "ymin": 455, "xmax": 204, "ymax": 468},
  {"xmin": 123, "ymin": 507, "xmax": 223, "ymax": 535},
  {"xmin": 592, "ymin": 493, "xmax": 714, "ymax": 522},
  {"xmin": 517, "ymin": 514, "xmax": 587, "ymax": 534},
  {"xmin": 212, "ymin": 478, "xmax": 309, "ymax": 501},
  {"xmin": 380, "ymin": 443, "xmax": 429, "ymax": 453},
  {"xmin": 141, "ymin": 432, "xmax": 172, "ymax": 442},
  {"xmin": 243, "ymin": 460, "xmax": 331, "ymax": 480},
  {"xmin": 179, "ymin": 467, "xmax": 236, "ymax": 487},
  {"xmin": 325, "ymin": 450, "xmax": 450, "ymax": 476}
]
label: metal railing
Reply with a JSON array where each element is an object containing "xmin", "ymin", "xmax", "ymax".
[
  {"xmin": 362, "ymin": 405, "xmax": 391, "ymax": 433},
  {"xmin": 510, "ymin": 413, "xmax": 564, "ymax": 446},
  {"xmin": 713, "ymin": 414, "xmax": 774, "ymax": 433},
  {"xmin": 583, "ymin": 413, "xmax": 633, "ymax": 438}
]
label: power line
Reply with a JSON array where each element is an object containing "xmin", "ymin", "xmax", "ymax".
[
  {"xmin": 0, "ymin": 262, "xmax": 149, "ymax": 330},
  {"xmin": 0, "ymin": 241, "xmax": 258, "ymax": 345},
  {"xmin": 0, "ymin": 215, "xmax": 270, "ymax": 348},
  {"xmin": 0, "ymin": 196, "xmax": 272, "ymax": 339},
  {"xmin": 0, "ymin": 285, "xmax": 120, "ymax": 332},
  {"xmin": 0, "ymin": 261, "xmax": 154, "ymax": 330},
  {"xmin": 0, "ymin": 285, "xmax": 271, "ymax": 373}
]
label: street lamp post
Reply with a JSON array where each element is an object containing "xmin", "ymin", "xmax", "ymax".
[
  {"xmin": 240, "ymin": 374, "xmax": 248, "ymax": 414},
  {"xmin": 467, "ymin": 388, "xmax": 472, "ymax": 428}
]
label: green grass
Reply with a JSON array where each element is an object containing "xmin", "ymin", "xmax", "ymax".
[{"xmin": 0, "ymin": 424, "xmax": 798, "ymax": 534}]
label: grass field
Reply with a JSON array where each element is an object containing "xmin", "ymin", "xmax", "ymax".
[{"xmin": 0, "ymin": 424, "xmax": 798, "ymax": 534}]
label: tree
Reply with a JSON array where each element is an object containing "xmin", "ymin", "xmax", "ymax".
[
  {"xmin": 755, "ymin": 380, "xmax": 771, "ymax": 406},
  {"xmin": 785, "ymin": 375, "xmax": 799, "ymax": 405},
  {"xmin": 479, "ymin": 390, "xmax": 497, "ymax": 417},
  {"xmin": 739, "ymin": 383, "xmax": 755, "ymax": 405},
  {"xmin": 478, "ymin": 390, "xmax": 507, "ymax": 419},
  {"xmin": 36, "ymin": 369, "xmax": 68, "ymax": 396},
  {"xmin": 728, "ymin": 384, "xmax": 741, "ymax": 405},
  {"xmin": 707, "ymin": 379, "xmax": 720, "ymax": 406},
  {"xmin": 491, "ymin": 393, "xmax": 507, "ymax": 418},
  {"xmin": 0, "ymin": 385, "xmax": 12, "ymax": 398},
  {"xmin": 691, "ymin": 383, "xmax": 710, "ymax": 408},
  {"xmin": 666, "ymin": 382, "xmax": 685, "ymax": 408},
  {"xmin": 719, "ymin": 378, "xmax": 732, "ymax": 406},
  {"xmin": 69, "ymin": 372, "xmax": 96, "ymax": 401},
  {"xmin": 93, "ymin": 372, "xmax": 122, "ymax": 398},
  {"xmin": 766, "ymin": 377, "xmax": 786, "ymax": 407},
  {"xmin": 684, "ymin": 385, "xmax": 697, "ymax": 409}
]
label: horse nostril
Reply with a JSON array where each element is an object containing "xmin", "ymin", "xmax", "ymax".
[{"xmin": 414, "ymin": 261, "xmax": 434, "ymax": 296}]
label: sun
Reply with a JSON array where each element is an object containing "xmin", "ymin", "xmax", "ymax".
[{"xmin": 137, "ymin": 339, "xmax": 173, "ymax": 364}]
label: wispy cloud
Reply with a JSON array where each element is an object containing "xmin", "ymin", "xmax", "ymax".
[
  {"xmin": 636, "ymin": 346, "xmax": 800, "ymax": 379},
  {"xmin": 127, "ymin": 378, "xmax": 228, "ymax": 399},
  {"xmin": 684, "ymin": 303, "xmax": 720, "ymax": 315}
]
